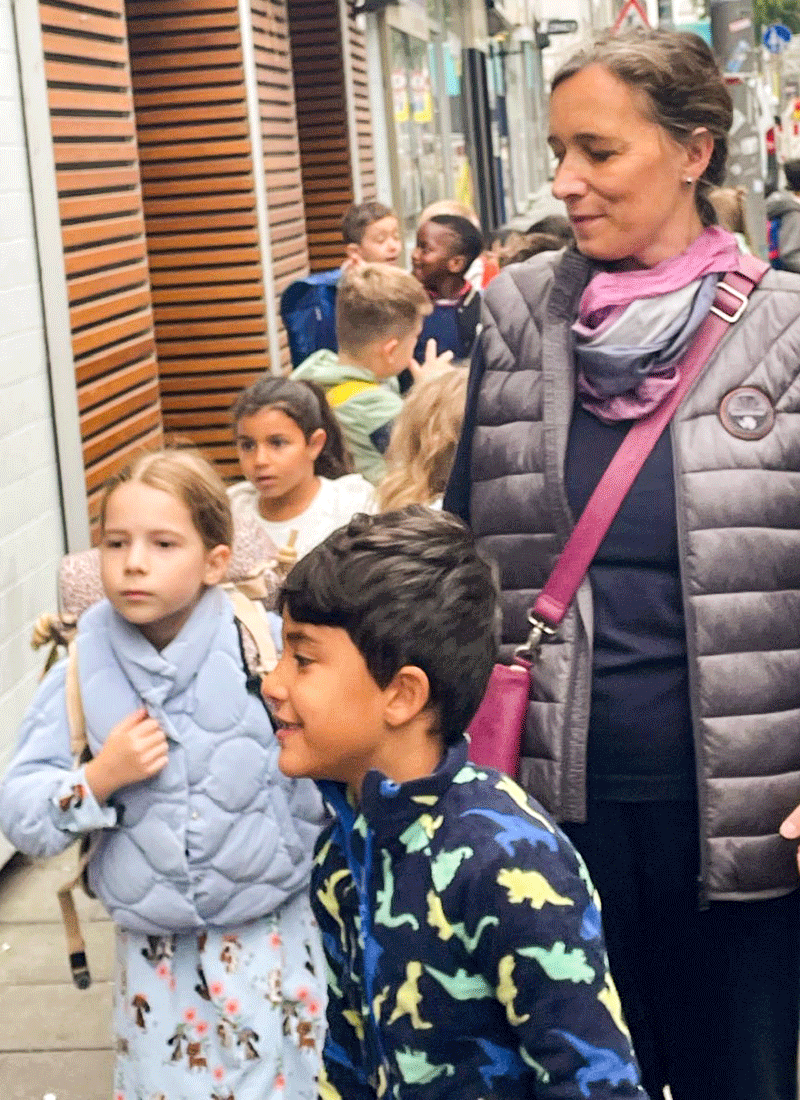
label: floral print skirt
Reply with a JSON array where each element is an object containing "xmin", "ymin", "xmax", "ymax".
[{"xmin": 112, "ymin": 892, "xmax": 326, "ymax": 1100}]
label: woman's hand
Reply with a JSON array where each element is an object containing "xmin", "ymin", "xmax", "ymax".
[
  {"xmin": 84, "ymin": 708, "xmax": 169, "ymax": 804},
  {"xmin": 780, "ymin": 805, "xmax": 800, "ymax": 869},
  {"xmin": 409, "ymin": 338, "xmax": 454, "ymax": 382}
]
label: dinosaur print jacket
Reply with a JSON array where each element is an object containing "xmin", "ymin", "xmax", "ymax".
[{"xmin": 313, "ymin": 739, "xmax": 649, "ymax": 1100}]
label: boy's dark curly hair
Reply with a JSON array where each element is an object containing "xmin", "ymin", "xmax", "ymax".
[{"xmin": 279, "ymin": 507, "xmax": 499, "ymax": 745}]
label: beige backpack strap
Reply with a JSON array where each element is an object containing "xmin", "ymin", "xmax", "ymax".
[
  {"xmin": 227, "ymin": 589, "xmax": 278, "ymax": 674},
  {"xmin": 57, "ymin": 840, "xmax": 96, "ymax": 989},
  {"xmin": 59, "ymin": 641, "xmax": 93, "ymax": 988},
  {"xmin": 64, "ymin": 640, "xmax": 87, "ymax": 759}
]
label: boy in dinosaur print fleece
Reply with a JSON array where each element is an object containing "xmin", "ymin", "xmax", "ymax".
[{"xmin": 262, "ymin": 508, "xmax": 650, "ymax": 1100}]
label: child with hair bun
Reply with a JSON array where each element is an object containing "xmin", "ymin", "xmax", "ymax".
[
  {"xmin": 377, "ymin": 364, "xmax": 468, "ymax": 511},
  {"xmin": 229, "ymin": 377, "xmax": 375, "ymax": 560},
  {"xmin": 0, "ymin": 447, "xmax": 326, "ymax": 1100}
]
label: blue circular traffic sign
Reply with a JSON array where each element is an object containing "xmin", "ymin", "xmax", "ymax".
[{"xmin": 764, "ymin": 23, "xmax": 792, "ymax": 53}]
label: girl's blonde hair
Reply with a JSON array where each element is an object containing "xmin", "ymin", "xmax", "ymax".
[
  {"xmin": 708, "ymin": 186, "xmax": 755, "ymax": 251},
  {"xmin": 99, "ymin": 447, "xmax": 233, "ymax": 550},
  {"xmin": 377, "ymin": 366, "xmax": 468, "ymax": 511}
]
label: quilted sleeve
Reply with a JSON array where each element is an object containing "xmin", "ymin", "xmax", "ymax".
[{"xmin": 0, "ymin": 660, "xmax": 116, "ymax": 858}]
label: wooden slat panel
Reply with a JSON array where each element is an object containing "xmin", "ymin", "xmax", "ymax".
[
  {"xmin": 40, "ymin": 0, "xmax": 162, "ymax": 532},
  {"xmin": 126, "ymin": 0, "xmax": 272, "ymax": 471},
  {"xmin": 252, "ymin": 0, "xmax": 308, "ymax": 372},
  {"xmin": 285, "ymin": 0, "xmax": 370, "ymax": 275}
]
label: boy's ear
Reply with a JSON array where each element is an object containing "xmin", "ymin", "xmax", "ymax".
[
  {"xmin": 204, "ymin": 544, "xmax": 232, "ymax": 586},
  {"xmin": 382, "ymin": 335, "xmax": 400, "ymax": 364},
  {"xmin": 383, "ymin": 665, "xmax": 431, "ymax": 728},
  {"xmin": 447, "ymin": 251, "xmax": 467, "ymax": 275},
  {"xmin": 345, "ymin": 242, "xmax": 362, "ymax": 262}
]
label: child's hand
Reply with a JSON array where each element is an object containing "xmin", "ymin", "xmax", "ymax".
[
  {"xmin": 84, "ymin": 708, "xmax": 169, "ymax": 804},
  {"xmin": 408, "ymin": 339, "xmax": 454, "ymax": 382}
]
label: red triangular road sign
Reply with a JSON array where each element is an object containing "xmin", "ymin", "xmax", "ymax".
[{"xmin": 612, "ymin": 0, "xmax": 650, "ymax": 33}]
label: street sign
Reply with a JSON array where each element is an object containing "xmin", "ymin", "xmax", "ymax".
[
  {"xmin": 546, "ymin": 19, "xmax": 578, "ymax": 34},
  {"xmin": 763, "ymin": 23, "xmax": 792, "ymax": 53},
  {"xmin": 612, "ymin": 0, "xmax": 650, "ymax": 34}
]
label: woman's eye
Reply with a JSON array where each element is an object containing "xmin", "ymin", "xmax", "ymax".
[
  {"xmin": 238, "ymin": 440, "xmax": 254, "ymax": 452},
  {"xmin": 157, "ymin": 541, "xmax": 176, "ymax": 549},
  {"xmin": 104, "ymin": 539, "xmax": 124, "ymax": 549},
  {"xmin": 588, "ymin": 149, "xmax": 613, "ymax": 162},
  {"xmin": 294, "ymin": 654, "xmax": 312, "ymax": 669}
]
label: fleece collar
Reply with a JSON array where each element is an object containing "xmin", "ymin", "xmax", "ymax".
[{"xmin": 318, "ymin": 737, "xmax": 469, "ymax": 844}]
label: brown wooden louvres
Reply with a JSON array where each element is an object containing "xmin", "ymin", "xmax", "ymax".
[
  {"xmin": 287, "ymin": 0, "xmax": 354, "ymax": 272},
  {"xmin": 251, "ymin": 0, "xmax": 309, "ymax": 370},
  {"xmin": 126, "ymin": 0, "xmax": 273, "ymax": 482},
  {"xmin": 42, "ymin": 0, "xmax": 162, "ymax": 530},
  {"xmin": 344, "ymin": 2, "xmax": 377, "ymax": 205}
]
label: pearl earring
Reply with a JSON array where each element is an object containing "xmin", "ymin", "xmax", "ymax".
[{"xmin": 684, "ymin": 177, "xmax": 694, "ymax": 185}]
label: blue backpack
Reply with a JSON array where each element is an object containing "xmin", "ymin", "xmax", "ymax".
[
  {"xmin": 280, "ymin": 269, "xmax": 341, "ymax": 368},
  {"xmin": 768, "ymin": 216, "xmax": 782, "ymax": 269}
]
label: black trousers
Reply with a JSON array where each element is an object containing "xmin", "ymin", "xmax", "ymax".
[{"xmin": 563, "ymin": 801, "xmax": 800, "ymax": 1100}]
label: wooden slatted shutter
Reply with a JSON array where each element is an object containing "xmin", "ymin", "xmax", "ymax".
[
  {"xmin": 41, "ymin": 0, "xmax": 161, "ymax": 527},
  {"xmin": 287, "ymin": 0, "xmax": 353, "ymax": 271},
  {"xmin": 251, "ymin": 0, "xmax": 310, "ymax": 370},
  {"xmin": 345, "ymin": 5, "xmax": 377, "ymax": 204},
  {"xmin": 126, "ymin": 0, "xmax": 272, "ymax": 481}
]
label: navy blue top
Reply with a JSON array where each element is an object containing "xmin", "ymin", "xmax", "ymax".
[{"xmin": 565, "ymin": 402, "xmax": 696, "ymax": 801}]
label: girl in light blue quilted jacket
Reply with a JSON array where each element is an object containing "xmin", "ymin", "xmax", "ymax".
[{"xmin": 0, "ymin": 448, "xmax": 326, "ymax": 1100}]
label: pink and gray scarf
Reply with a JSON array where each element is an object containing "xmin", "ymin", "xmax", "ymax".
[{"xmin": 573, "ymin": 226, "xmax": 740, "ymax": 422}]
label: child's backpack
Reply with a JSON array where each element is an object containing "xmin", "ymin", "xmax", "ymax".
[
  {"xmin": 768, "ymin": 215, "xmax": 783, "ymax": 269},
  {"xmin": 31, "ymin": 519, "xmax": 288, "ymax": 990},
  {"xmin": 280, "ymin": 269, "xmax": 341, "ymax": 368},
  {"xmin": 455, "ymin": 286, "xmax": 482, "ymax": 359}
]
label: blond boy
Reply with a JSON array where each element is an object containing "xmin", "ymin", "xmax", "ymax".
[{"xmin": 291, "ymin": 264, "xmax": 437, "ymax": 485}]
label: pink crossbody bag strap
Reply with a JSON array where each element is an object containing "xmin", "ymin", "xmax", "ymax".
[{"xmin": 518, "ymin": 253, "xmax": 769, "ymax": 658}]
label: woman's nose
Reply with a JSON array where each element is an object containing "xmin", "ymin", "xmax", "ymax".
[{"xmin": 551, "ymin": 155, "xmax": 587, "ymax": 202}]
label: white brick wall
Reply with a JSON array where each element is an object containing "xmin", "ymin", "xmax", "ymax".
[{"xmin": 0, "ymin": 0, "xmax": 65, "ymax": 859}]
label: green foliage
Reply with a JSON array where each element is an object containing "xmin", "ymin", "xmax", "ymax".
[{"xmin": 754, "ymin": 0, "xmax": 800, "ymax": 37}]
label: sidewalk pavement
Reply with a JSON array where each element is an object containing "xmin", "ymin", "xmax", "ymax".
[{"xmin": 0, "ymin": 851, "xmax": 114, "ymax": 1100}]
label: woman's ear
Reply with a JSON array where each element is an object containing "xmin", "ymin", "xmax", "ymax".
[
  {"xmin": 307, "ymin": 427, "xmax": 327, "ymax": 462},
  {"xmin": 204, "ymin": 544, "xmax": 232, "ymax": 586},
  {"xmin": 383, "ymin": 665, "xmax": 431, "ymax": 728},
  {"xmin": 686, "ymin": 126, "xmax": 714, "ymax": 179}
]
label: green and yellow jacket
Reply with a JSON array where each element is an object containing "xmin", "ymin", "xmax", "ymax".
[{"xmin": 291, "ymin": 350, "xmax": 402, "ymax": 485}]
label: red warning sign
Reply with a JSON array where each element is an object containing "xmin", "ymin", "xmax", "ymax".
[{"xmin": 612, "ymin": 0, "xmax": 650, "ymax": 34}]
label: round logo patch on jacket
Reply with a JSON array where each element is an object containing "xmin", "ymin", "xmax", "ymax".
[{"xmin": 718, "ymin": 387, "xmax": 775, "ymax": 440}]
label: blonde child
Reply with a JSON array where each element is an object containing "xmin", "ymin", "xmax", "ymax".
[
  {"xmin": 708, "ymin": 186, "xmax": 755, "ymax": 253},
  {"xmin": 377, "ymin": 364, "xmax": 468, "ymax": 511},
  {"xmin": 228, "ymin": 377, "xmax": 375, "ymax": 560},
  {"xmin": 292, "ymin": 263, "xmax": 449, "ymax": 485},
  {"xmin": 0, "ymin": 449, "xmax": 326, "ymax": 1100}
]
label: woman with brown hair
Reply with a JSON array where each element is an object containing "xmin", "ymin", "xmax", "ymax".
[{"xmin": 447, "ymin": 29, "xmax": 800, "ymax": 1100}]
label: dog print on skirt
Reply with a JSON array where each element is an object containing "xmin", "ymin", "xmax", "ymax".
[{"xmin": 112, "ymin": 892, "xmax": 326, "ymax": 1100}]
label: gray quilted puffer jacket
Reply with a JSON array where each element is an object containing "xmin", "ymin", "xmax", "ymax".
[
  {"xmin": 450, "ymin": 247, "xmax": 800, "ymax": 902},
  {"xmin": 0, "ymin": 587, "xmax": 324, "ymax": 933}
]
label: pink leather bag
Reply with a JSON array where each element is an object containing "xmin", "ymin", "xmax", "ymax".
[{"xmin": 467, "ymin": 255, "xmax": 767, "ymax": 775}]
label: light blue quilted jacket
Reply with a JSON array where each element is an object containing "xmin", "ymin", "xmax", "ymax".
[{"xmin": 0, "ymin": 587, "xmax": 324, "ymax": 934}]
